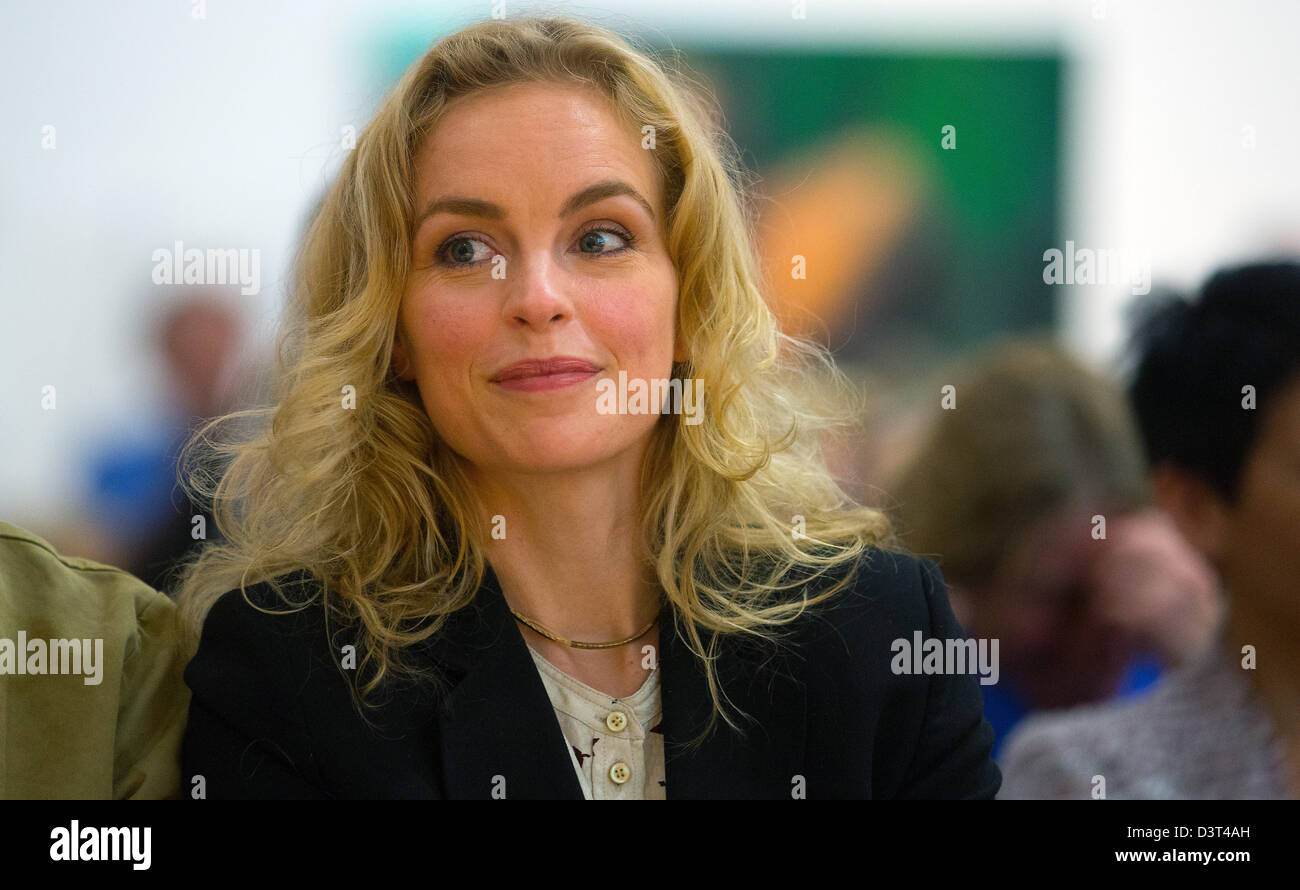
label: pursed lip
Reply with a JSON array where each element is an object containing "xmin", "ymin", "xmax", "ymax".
[{"xmin": 490, "ymin": 356, "xmax": 603, "ymax": 383}]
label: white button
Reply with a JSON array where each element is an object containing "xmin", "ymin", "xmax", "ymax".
[
  {"xmin": 606, "ymin": 710, "xmax": 628, "ymax": 732},
  {"xmin": 609, "ymin": 762, "xmax": 631, "ymax": 784}
]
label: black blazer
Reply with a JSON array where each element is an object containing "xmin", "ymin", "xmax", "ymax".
[{"xmin": 182, "ymin": 548, "xmax": 1001, "ymax": 799}]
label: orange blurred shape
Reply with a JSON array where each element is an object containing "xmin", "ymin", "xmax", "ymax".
[{"xmin": 756, "ymin": 126, "xmax": 928, "ymax": 344}]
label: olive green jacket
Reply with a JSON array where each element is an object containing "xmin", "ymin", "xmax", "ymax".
[{"xmin": 0, "ymin": 521, "xmax": 190, "ymax": 798}]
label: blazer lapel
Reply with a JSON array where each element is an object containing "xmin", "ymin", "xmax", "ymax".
[
  {"xmin": 658, "ymin": 596, "xmax": 808, "ymax": 800},
  {"xmin": 425, "ymin": 564, "xmax": 807, "ymax": 799},
  {"xmin": 427, "ymin": 565, "xmax": 585, "ymax": 800}
]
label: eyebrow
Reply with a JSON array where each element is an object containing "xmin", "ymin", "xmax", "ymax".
[{"xmin": 415, "ymin": 179, "xmax": 656, "ymax": 230}]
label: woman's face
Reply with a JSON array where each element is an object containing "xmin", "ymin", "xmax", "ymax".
[{"xmin": 395, "ymin": 80, "xmax": 681, "ymax": 477}]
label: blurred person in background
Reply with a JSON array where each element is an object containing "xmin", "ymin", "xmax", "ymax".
[
  {"xmin": 889, "ymin": 338, "xmax": 1221, "ymax": 759},
  {"xmin": 84, "ymin": 290, "xmax": 248, "ymax": 593},
  {"xmin": 0, "ymin": 521, "xmax": 189, "ymax": 798},
  {"xmin": 1000, "ymin": 261, "xmax": 1300, "ymax": 798}
]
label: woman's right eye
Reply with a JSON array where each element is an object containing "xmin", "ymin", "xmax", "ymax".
[{"xmin": 438, "ymin": 236, "xmax": 494, "ymax": 266}]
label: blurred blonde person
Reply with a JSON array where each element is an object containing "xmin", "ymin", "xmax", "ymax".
[{"xmin": 890, "ymin": 339, "xmax": 1220, "ymax": 758}]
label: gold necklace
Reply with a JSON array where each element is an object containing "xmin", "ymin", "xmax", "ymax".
[{"xmin": 509, "ymin": 607, "xmax": 658, "ymax": 650}]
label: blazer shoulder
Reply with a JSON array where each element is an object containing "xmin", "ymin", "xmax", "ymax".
[
  {"xmin": 748, "ymin": 547, "xmax": 948, "ymax": 681},
  {"xmin": 189, "ymin": 571, "xmax": 451, "ymax": 714},
  {"xmin": 206, "ymin": 569, "xmax": 324, "ymax": 615},
  {"xmin": 184, "ymin": 572, "xmax": 345, "ymax": 732},
  {"xmin": 192, "ymin": 569, "xmax": 311, "ymax": 649},
  {"xmin": 795, "ymin": 547, "xmax": 951, "ymax": 647},
  {"xmin": 199, "ymin": 571, "xmax": 335, "ymax": 648},
  {"xmin": 791, "ymin": 548, "xmax": 1001, "ymax": 799},
  {"xmin": 182, "ymin": 572, "xmax": 342, "ymax": 799}
]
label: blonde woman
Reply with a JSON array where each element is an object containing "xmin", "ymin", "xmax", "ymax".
[{"xmin": 178, "ymin": 15, "xmax": 999, "ymax": 800}]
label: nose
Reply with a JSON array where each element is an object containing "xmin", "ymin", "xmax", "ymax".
[{"xmin": 502, "ymin": 249, "xmax": 575, "ymax": 330}]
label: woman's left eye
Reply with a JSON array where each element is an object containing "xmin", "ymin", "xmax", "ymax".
[{"xmin": 575, "ymin": 226, "xmax": 635, "ymax": 255}]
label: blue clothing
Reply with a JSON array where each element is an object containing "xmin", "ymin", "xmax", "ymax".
[{"xmin": 984, "ymin": 653, "xmax": 1163, "ymax": 761}]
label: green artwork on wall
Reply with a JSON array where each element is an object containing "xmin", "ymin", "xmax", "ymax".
[{"xmin": 367, "ymin": 23, "xmax": 1060, "ymax": 371}]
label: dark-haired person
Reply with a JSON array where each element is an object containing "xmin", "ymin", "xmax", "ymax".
[
  {"xmin": 1000, "ymin": 261, "xmax": 1300, "ymax": 799},
  {"xmin": 176, "ymin": 16, "xmax": 1000, "ymax": 799}
]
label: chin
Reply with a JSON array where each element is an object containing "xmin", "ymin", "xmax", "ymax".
[{"xmin": 484, "ymin": 431, "xmax": 611, "ymax": 468}]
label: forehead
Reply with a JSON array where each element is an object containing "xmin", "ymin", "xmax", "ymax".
[{"xmin": 413, "ymin": 80, "xmax": 660, "ymax": 211}]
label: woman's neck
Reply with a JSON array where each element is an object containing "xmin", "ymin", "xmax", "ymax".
[{"xmin": 466, "ymin": 450, "xmax": 661, "ymax": 641}]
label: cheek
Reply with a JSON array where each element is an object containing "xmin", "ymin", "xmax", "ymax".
[
  {"xmin": 399, "ymin": 289, "xmax": 500, "ymax": 452},
  {"xmin": 404, "ymin": 290, "xmax": 491, "ymax": 376},
  {"xmin": 585, "ymin": 276, "xmax": 677, "ymax": 366}
]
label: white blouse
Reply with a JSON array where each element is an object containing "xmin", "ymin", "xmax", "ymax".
[{"xmin": 527, "ymin": 646, "xmax": 667, "ymax": 799}]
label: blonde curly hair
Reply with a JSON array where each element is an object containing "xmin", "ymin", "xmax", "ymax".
[{"xmin": 176, "ymin": 14, "xmax": 893, "ymax": 740}]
